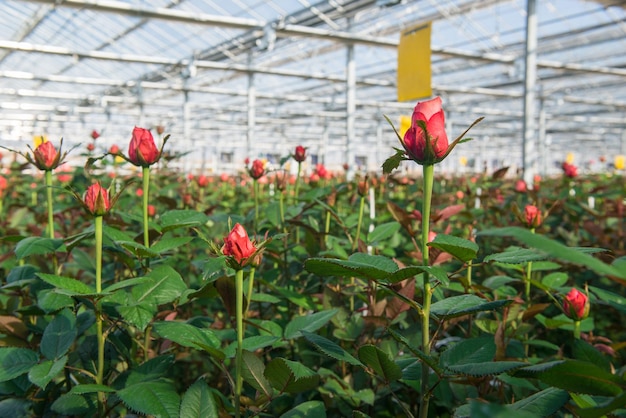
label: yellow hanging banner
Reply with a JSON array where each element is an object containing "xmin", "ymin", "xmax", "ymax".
[
  {"xmin": 615, "ymin": 155, "xmax": 625, "ymax": 170},
  {"xmin": 397, "ymin": 22, "xmax": 432, "ymax": 102}
]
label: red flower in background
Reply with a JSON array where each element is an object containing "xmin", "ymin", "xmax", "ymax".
[
  {"xmin": 222, "ymin": 223, "xmax": 257, "ymax": 269},
  {"xmin": 91, "ymin": 130, "xmax": 100, "ymax": 140},
  {"xmin": 84, "ymin": 183, "xmax": 111, "ymax": 216},
  {"xmin": 128, "ymin": 127, "xmax": 159, "ymax": 167},
  {"xmin": 515, "ymin": 179, "xmax": 527, "ymax": 192},
  {"xmin": 562, "ymin": 162, "xmax": 578, "ymax": 178},
  {"xmin": 563, "ymin": 288, "xmax": 589, "ymax": 320},
  {"xmin": 315, "ymin": 163, "xmax": 331, "ymax": 180},
  {"xmin": 196, "ymin": 175, "xmax": 209, "ymax": 187},
  {"xmin": 87, "ymin": 143, "xmax": 95, "ymax": 152},
  {"xmin": 401, "ymin": 97, "xmax": 449, "ymax": 164},
  {"xmin": 109, "ymin": 144, "xmax": 120, "ymax": 154},
  {"xmin": 294, "ymin": 146, "xmax": 306, "ymax": 163}
]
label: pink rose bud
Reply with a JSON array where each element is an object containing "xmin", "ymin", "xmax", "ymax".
[
  {"xmin": 524, "ymin": 205, "xmax": 542, "ymax": 228},
  {"xmin": 33, "ymin": 141, "xmax": 60, "ymax": 171},
  {"xmin": 128, "ymin": 127, "xmax": 159, "ymax": 167},
  {"xmin": 84, "ymin": 183, "xmax": 111, "ymax": 216},
  {"xmin": 222, "ymin": 223, "xmax": 257, "ymax": 269},
  {"xmin": 250, "ymin": 159, "xmax": 265, "ymax": 180},
  {"xmin": 401, "ymin": 96, "xmax": 449, "ymax": 164},
  {"xmin": 563, "ymin": 288, "xmax": 589, "ymax": 320},
  {"xmin": 109, "ymin": 145, "xmax": 120, "ymax": 154}
]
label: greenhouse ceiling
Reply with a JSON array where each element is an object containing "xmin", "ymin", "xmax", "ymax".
[{"xmin": 0, "ymin": 0, "xmax": 625, "ymax": 175}]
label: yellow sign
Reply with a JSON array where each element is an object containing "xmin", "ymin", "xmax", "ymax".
[
  {"xmin": 399, "ymin": 115, "xmax": 411, "ymax": 137},
  {"xmin": 566, "ymin": 152, "xmax": 574, "ymax": 164},
  {"xmin": 397, "ymin": 22, "xmax": 432, "ymax": 102},
  {"xmin": 615, "ymin": 155, "xmax": 625, "ymax": 170},
  {"xmin": 33, "ymin": 135, "xmax": 47, "ymax": 148}
]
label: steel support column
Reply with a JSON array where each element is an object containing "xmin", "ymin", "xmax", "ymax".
[{"xmin": 522, "ymin": 0, "xmax": 537, "ymax": 185}]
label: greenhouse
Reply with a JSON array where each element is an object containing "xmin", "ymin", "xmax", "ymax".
[
  {"xmin": 1, "ymin": 0, "xmax": 625, "ymax": 176},
  {"xmin": 0, "ymin": 0, "xmax": 625, "ymax": 417}
]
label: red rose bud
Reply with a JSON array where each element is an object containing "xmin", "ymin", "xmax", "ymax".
[
  {"xmin": 524, "ymin": 205, "xmax": 542, "ymax": 228},
  {"xmin": 401, "ymin": 96, "xmax": 449, "ymax": 164},
  {"xmin": 84, "ymin": 183, "xmax": 111, "ymax": 216},
  {"xmin": 250, "ymin": 159, "xmax": 265, "ymax": 179},
  {"xmin": 148, "ymin": 204, "xmax": 156, "ymax": 217},
  {"xmin": 128, "ymin": 127, "xmax": 159, "ymax": 167},
  {"xmin": 562, "ymin": 162, "xmax": 578, "ymax": 178},
  {"xmin": 87, "ymin": 143, "xmax": 95, "ymax": 152},
  {"xmin": 91, "ymin": 130, "xmax": 100, "ymax": 140},
  {"xmin": 33, "ymin": 141, "xmax": 61, "ymax": 171},
  {"xmin": 357, "ymin": 179, "xmax": 369, "ymax": 197},
  {"xmin": 222, "ymin": 223, "xmax": 257, "ymax": 268},
  {"xmin": 515, "ymin": 179, "xmax": 527, "ymax": 192},
  {"xmin": 563, "ymin": 288, "xmax": 589, "ymax": 320},
  {"xmin": 294, "ymin": 145, "xmax": 306, "ymax": 162},
  {"xmin": 109, "ymin": 144, "xmax": 119, "ymax": 154}
]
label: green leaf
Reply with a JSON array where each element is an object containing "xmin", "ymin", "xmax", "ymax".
[
  {"xmin": 430, "ymin": 294, "xmax": 513, "ymax": 319},
  {"xmin": 160, "ymin": 210, "xmax": 208, "ymax": 232},
  {"xmin": 151, "ymin": 236, "xmax": 194, "ymax": 254},
  {"xmin": 117, "ymin": 302, "xmax": 156, "ymax": 331},
  {"xmin": 241, "ymin": 350, "xmax": 273, "ymax": 398},
  {"xmin": 381, "ymin": 148, "xmax": 406, "ymax": 174},
  {"xmin": 541, "ymin": 272, "xmax": 568, "ymax": 289},
  {"xmin": 152, "ymin": 321, "xmax": 221, "ymax": 354},
  {"xmin": 509, "ymin": 387, "xmax": 569, "ymax": 416},
  {"xmin": 0, "ymin": 347, "xmax": 39, "ymax": 382},
  {"xmin": 223, "ymin": 336, "xmax": 279, "ymax": 358},
  {"xmin": 28, "ymin": 356, "xmax": 67, "ymax": 389},
  {"xmin": 0, "ymin": 399, "xmax": 32, "ymax": 418},
  {"xmin": 179, "ymin": 380, "xmax": 219, "ymax": 418},
  {"xmin": 479, "ymin": 227, "xmax": 626, "ymax": 279},
  {"xmin": 37, "ymin": 289, "xmax": 74, "ymax": 313},
  {"xmin": 357, "ymin": 345, "xmax": 402, "ymax": 383},
  {"xmin": 428, "ymin": 234, "xmax": 479, "ymax": 262},
  {"xmin": 264, "ymin": 358, "xmax": 320, "ymax": 393},
  {"xmin": 367, "ymin": 222, "xmax": 401, "ymax": 245},
  {"xmin": 118, "ymin": 381, "xmax": 181, "ymax": 418},
  {"xmin": 40, "ymin": 308, "xmax": 77, "ymax": 359},
  {"xmin": 514, "ymin": 360, "xmax": 625, "ymax": 396},
  {"xmin": 37, "ymin": 273, "xmax": 96, "ymax": 296},
  {"xmin": 15, "ymin": 237, "xmax": 66, "ymax": 259},
  {"xmin": 51, "ymin": 393, "xmax": 94, "ymax": 416},
  {"xmin": 572, "ymin": 339, "xmax": 612, "ymax": 373},
  {"xmin": 387, "ymin": 265, "xmax": 450, "ymax": 286},
  {"xmin": 304, "ymin": 253, "xmax": 398, "ymax": 281},
  {"xmin": 484, "ymin": 247, "xmax": 547, "ymax": 264},
  {"xmin": 440, "ymin": 337, "xmax": 494, "ymax": 367},
  {"xmin": 284, "ymin": 309, "xmax": 338, "ymax": 339},
  {"xmin": 576, "ymin": 391, "xmax": 626, "ymax": 418},
  {"xmin": 301, "ymin": 330, "xmax": 363, "ymax": 366},
  {"xmin": 280, "ymin": 400, "xmax": 327, "ymax": 418},
  {"xmin": 133, "ymin": 265, "xmax": 187, "ymax": 305},
  {"xmin": 115, "ymin": 355, "xmax": 175, "ymax": 388},
  {"xmin": 116, "ymin": 240, "xmax": 159, "ymax": 258}
]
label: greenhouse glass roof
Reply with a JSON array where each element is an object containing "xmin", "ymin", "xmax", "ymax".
[{"xmin": 0, "ymin": 0, "xmax": 625, "ymax": 176}]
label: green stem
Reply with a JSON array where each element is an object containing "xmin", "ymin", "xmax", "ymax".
[
  {"xmin": 350, "ymin": 196, "xmax": 366, "ymax": 312},
  {"xmin": 324, "ymin": 210, "xmax": 331, "ymax": 248},
  {"xmin": 95, "ymin": 215, "xmax": 106, "ymax": 413},
  {"xmin": 525, "ymin": 228, "xmax": 535, "ymax": 302},
  {"xmin": 235, "ymin": 269, "xmax": 244, "ymax": 418},
  {"xmin": 45, "ymin": 170, "xmax": 54, "ymax": 239},
  {"xmin": 254, "ymin": 180, "xmax": 259, "ymax": 231},
  {"xmin": 419, "ymin": 164, "xmax": 434, "ymax": 418},
  {"xmin": 573, "ymin": 320, "xmax": 581, "ymax": 339},
  {"xmin": 466, "ymin": 261, "xmax": 473, "ymax": 293},
  {"xmin": 245, "ymin": 267, "xmax": 256, "ymax": 319},
  {"xmin": 279, "ymin": 192, "xmax": 286, "ymax": 233},
  {"xmin": 294, "ymin": 162, "xmax": 302, "ymax": 205},
  {"xmin": 142, "ymin": 167, "xmax": 150, "ymax": 248}
]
